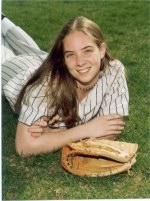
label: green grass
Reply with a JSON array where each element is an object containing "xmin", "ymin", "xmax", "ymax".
[{"xmin": 2, "ymin": 0, "xmax": 150, "ymax": 200}]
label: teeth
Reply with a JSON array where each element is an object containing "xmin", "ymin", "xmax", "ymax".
[{"xmin": 78, "ymin": 68, "xmax": 90, "ymax": 73}]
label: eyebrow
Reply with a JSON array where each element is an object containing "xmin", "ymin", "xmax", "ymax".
[{"xmin": 64, "ymin": 45, "xmax": 94, "ymax": 55}]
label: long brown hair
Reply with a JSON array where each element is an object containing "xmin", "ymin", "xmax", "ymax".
[{"xmin": 15, "ymin": 16, "xmax": 114, "ymax": 128}]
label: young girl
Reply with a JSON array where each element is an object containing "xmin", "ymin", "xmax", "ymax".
[{"xmin": 2, "ymin": 16, "xmax": 129, "ymax": 157}]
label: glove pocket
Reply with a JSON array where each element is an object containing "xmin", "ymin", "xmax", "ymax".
[{"xmin": 61, "ymin": 139, "xmax": 138, "ymax": 177}]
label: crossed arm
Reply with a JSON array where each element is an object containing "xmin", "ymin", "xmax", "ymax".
[{"xmin": 15, "ymin": 114, "xmax": 125, "ymax": 157}]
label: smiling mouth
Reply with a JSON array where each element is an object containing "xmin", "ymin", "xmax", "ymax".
[{"xmin": 77, "ymin": 67, "xmax": 91, "ymax": 74}]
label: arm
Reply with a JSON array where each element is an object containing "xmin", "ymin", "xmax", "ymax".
[{"xmin": 15, "ymin": 114, "xmax": 125, "ymax": 157}]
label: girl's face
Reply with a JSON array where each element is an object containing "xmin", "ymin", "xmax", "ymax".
[{"xmin": 63, "ymin": 31, "xmax": 106, "ymax": 88}]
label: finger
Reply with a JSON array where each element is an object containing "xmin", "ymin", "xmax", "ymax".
[
  {"xmin": 106, "ymin": 114, "xmax": 123, "ymax": 121},
  {"xmin": 41, "ymin": 116, "xmax": 49, "ymax": 121},
  {"xmin": 109, "ymin": 120, "xmax": 125, "ymax": 126},
  {"xmin": 28, "ymin": 127, "xmax": 43, "ymax": 133},
  {"xmin": 31, "ymin": 132, "xmax": 42, "ymax": 137},
  {"xmin": 107, "ymin": 130, "xmax": 122, "ymax": 135},
  {"xmin": 108, "ymin": 125, "xmax": 125, "ymax": 131},
  {"xmin": 33, "ymin": 121, "xmax": 47, "ymax": 127}
]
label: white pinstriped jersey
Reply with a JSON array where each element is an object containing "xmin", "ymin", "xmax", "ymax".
[
  {"xmin": 4, "ymin": 59, "xmax": 129, "ymax": 127},
  {"xmin": 2, "ymin": 17, "xmax": 129, "ymax": 127}
]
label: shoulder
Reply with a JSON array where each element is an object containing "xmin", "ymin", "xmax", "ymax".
[
  {"xmin": 23, "ymin": 75, "xmax": 50, "ymax": 104},
  {"xmin": 109, "ymin": 59, "xmax": 125, "ymax": 71},
  {"xmin": 102, "ymin": 59, "xmax": 126, "ymax": 77}
]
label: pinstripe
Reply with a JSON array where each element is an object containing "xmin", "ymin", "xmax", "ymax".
[
  {"xmin": 3, "ymin": 88, "xmax": 19, "ymax": 97},
  {"xmin": 95, "ymin": 84, "xmax": 98, "ymax": 105},
  {"xmin": 5, "ymin": 60, "xmax": 22, "ymax": 71},
  {"xmin": 99, "ymin": 75, "xmax": 105, "ymax": 116},
  {"xmin": 17, "ymin": 56, "xmax": 35, "ymax": 67},
  {"xmin": 109, "ymin": 67, "xmax": 120, "ymax": 89},
  {"xmin": 109, "ymin": 92, "xmax": 113, "ymax": 114},
  {"xmin": 6, "ymin": 28, "xmax": 44, "ymax": 56},
  {"xmin": 24, "ymin": 79, "xmax": 47, "ymax": 123},
  {"xmin": 16, "ymin": 57, "xmax": 36, "ymax": 69},
  {"xmin": 121, "ymin": 94, "xmax": 125, "ymax": 115},
  {"xmin": 9, "ymin": 27, "xmax": 33, "ymax": 45},
  {"xmin": 8, "ymin": 75, "xmax": 24, "ymax": 83},
  {"xmin": 7, "ymin": 33, "xmax": 29, "ymax": 54},
  {"xmin": 21, "ymin": 86, "xmax": 35, "ymax": 121},
  {"xmin": 2, "ymin": 64, "xmax": 20, "ymax": 75},
  {"xmin": 4, "ymin": 38, "xmax": 11, "ymax": 60},
  {"xmin": 1, "ymin": 36, "xmax": 15, "ymax": 63},
  {"xmin": 2, "ymin": 77, "xmax": 8, "ymax": 84},
  {"xmin": 115, "ymin": 98, "xmax": 118, "ymax": 114},
  {"xmin": 5, "ymin": 96, "xmax": 15, "ymax": 108},
  {"xmin": 4, "ymin": 83, "xmax": 20, "ymax": 92},
  {"xmin": 91, "ymin": 105, "xmax": 97, "ymax": 119},
  {"xmin": 31, "ymin": 96, "xmax": 46, "ymax": 123},
  {"xmin": 105, "ymin": 73, "xmax": 109, "ymax": 88},
  {"xmin": 124, "ymin": 89, "xmax": 129, "ymax": 103},
  {"xmin": 83, "ymin": 104, "xmax": 86, "ymax": 123},
  {"xmin": 103, "ymin": 77, "xmax": 108, "ymax": 106},
  {"xmin": 2, "ymin": 70, "xmax": 13, "ymax": 79}
]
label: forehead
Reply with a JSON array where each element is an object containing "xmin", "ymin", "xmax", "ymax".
[{"xmin": 63, "ymin": 31, "xmax": 96, "ymax": 51}]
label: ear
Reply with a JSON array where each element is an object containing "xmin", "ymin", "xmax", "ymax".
[{"xmin": 99, "ymin": 42, "xmax": 106, "ymax": 59}]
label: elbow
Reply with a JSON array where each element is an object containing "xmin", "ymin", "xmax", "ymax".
[
  {"xmin": 15, "ymin": 122, "xmax": 37, "ymax": 157},
  {"xmin": 15, "ymin": 122, "xmax": 61, "ymax": 157},
  {"xmin": 15, "ymin": 133, "xmax": 55, "ymax": 157},
  {"xmin": 15, "ymin": 144, "xmax": 28, "ymax": 157},
  {"xmin": 15, "ymin": 138, "xmax": 33, "ymax": 157},
  {"xmin": 15, "ymin": 141, "xmax": 23, "ymax": 156},
  {"xmin": 15, "ymin": 133, "xmax": 42, "ymax": 157},
  {"xmin": 15, "ymin": 140, "xmax": 42, "ymax": 157}
]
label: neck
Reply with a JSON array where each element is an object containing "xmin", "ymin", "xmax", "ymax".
[
  {"xmin": 76, "ymin": 73, "xmax": 100, "ymax": 91},
  {"xmin": 77, "ymin": 83, "xmax": 96, "ymax": 91}
]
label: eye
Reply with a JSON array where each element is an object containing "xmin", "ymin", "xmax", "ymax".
[
  {"xmin": 84, "ymin": 49, "xmax": 93, "ymax": 54},
  {"xmin": 65, "ymin": 53, "xmax": 74, "ymax": 58}
]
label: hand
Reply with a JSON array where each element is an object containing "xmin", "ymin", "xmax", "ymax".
[
  {"xmin": 28, "ymin": 116, "xmax": 49, "ymax": 138},
  {"xmin": 28, "ymin": 116, "xmax": 66, "ymax": 138},
  {"xmin": 87, "ymin": 114, "xmax": 125, "ymax": 139}
]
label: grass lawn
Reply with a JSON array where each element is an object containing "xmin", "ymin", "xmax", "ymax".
[{"xmin": 2, "ymin": 0, "xmax": 150, "ymax": 200}]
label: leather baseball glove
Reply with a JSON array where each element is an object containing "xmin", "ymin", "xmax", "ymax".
[{"xmin": 61, "ymin": 138, "xmax": 138, "ymax": 177}]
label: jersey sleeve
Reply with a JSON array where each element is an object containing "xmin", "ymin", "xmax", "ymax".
[
  {"xmin": 3, "ymin": 54, "xmax": 46, "ymax": 112},
  {"xmin": 18, "ymin": 79, "xmax": 49, "ymax": 125},
  {"xmin": 99, "ymin": 60, "xmax": 129, "ymax": 116}
]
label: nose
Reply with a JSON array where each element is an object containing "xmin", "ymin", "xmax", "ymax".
[{"xmin": 76, "ymin": 54, "xmax": 86, "ymax": 67}]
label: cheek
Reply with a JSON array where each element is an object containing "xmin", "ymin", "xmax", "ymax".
[
  {"xmin": 92, "ymin": 54, "xmax": 101, "ymax": 67},
  {"xmin": 64, "ymin": 59, "xmax": 76, "ymax": 71}
]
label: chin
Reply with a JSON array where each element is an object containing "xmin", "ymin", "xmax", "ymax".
[{"xmin": 77, "ymin": 80, "xmax": 93, "ymax": 86}]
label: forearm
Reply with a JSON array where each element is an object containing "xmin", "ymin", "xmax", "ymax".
[
  {"xmin": 31, "ymin": 125, "xmax": 89, "ymax": 154},
  {"xmin": 16, "ymin": 114, "xmax": 124, "ymax": 157},
  {"xmin": 35, "ymin": 129, "xmax": 118, "ymax": 154},
  {"xmin": 16, "ymin": 121, "xmax": 90, "ymax": 157}
]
